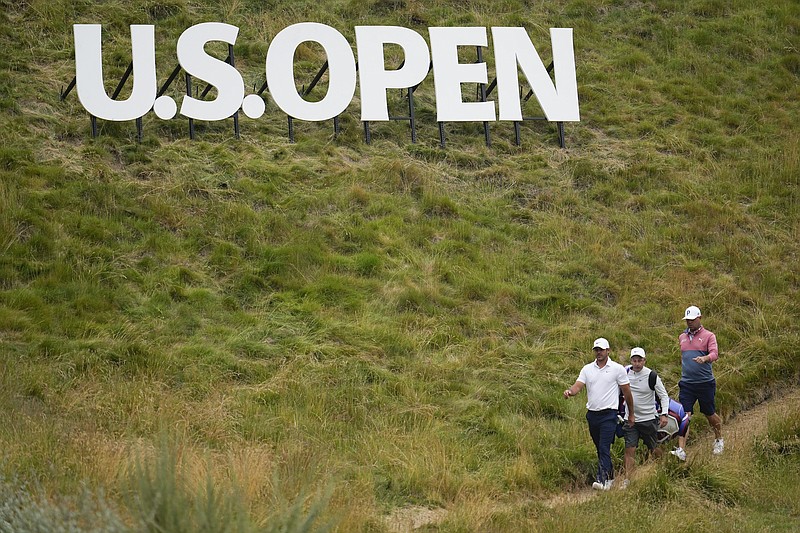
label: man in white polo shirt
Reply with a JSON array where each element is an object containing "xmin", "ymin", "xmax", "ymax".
[{"xmin": 564, "ymin": 338, "xmax": 634, "ymax": 490}]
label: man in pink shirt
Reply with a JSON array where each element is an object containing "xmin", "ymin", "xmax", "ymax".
[{"xmin": 671, "ymin": 305, "xmax": 724, "ymax": 461}]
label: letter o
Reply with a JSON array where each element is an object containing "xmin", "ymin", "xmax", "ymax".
[{"xmin": 266, "ymin": 23, "xmax": 356, "ymax": 121}]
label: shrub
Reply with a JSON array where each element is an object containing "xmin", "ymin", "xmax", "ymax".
[{"xmin": 0, "ymin": 475, "xmax": 131, "ymax": 533}]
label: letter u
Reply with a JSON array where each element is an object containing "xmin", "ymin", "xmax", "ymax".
[{"xmin": 73, "ymin": 24, "xmax": 157, "ymax": 121}]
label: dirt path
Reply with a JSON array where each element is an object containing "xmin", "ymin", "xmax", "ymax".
[
  {"xmin": 543, "ymin": 386, "xmax": 800, "ymax": 507},
  {"xmin": 383, "ymin": 387, "xmax": 800, "ymax": 531}
]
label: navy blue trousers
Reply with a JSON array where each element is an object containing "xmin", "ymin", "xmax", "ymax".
[{"xmin": 586, "ymin": 409, "xmax": 618, "ymax": 483}]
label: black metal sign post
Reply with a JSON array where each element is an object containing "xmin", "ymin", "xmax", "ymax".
[
  {"xmin": 513, "ymin": 61, "xmax": 565, "ymax": 148},
  {"xmin": 287, "ymin": 60, "xmax": 340, "ymax": 143},
  {"xmin": 61, "ymin": 61, "xmax": 141, "ymax": 141},
  {"xmin": 185, "ymin": 72, "xmax": 194, "ymax": 139},
  {"xmin": 229, "ymin": 45, "xmax": 240, "ymax": 139},
  {"xmin": 60, "ymin": 77, "xmax": 77, "ymax": 101},
  {"xmin": 476, "ymin": 59, "xmax": 567, "ymax": 148},
  {"xmin": 61, "ymin": 61, "xmax": 138, "ymax": 140},
  {"xmin": 477, "ymin": 46, "xmax": 490, "ymax": 148},
  {"xmin": 438, "ymin": 49, "xmax": 491, "ymax": 149},
  {"xmin": 363, "ymin": 60, "xmax": 426, "ymax": 145},
  {"xmin": 63, "ymin": 51, "xmax": 240, "ymax": 142}
]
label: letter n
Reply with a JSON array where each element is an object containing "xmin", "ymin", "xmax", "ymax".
[{"xmin": 491, "ymin": 27, "xmax": 579, "ymax": 122}]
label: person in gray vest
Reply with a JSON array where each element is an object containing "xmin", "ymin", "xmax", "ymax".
[{"xmin": 621, "ymin": 347, "xmax": 669, "ymax": 487}]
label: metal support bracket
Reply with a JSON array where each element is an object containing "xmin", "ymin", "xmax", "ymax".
[{"xmin": 62, "ymin": 48, "xmax": 240, "ymax": 141}]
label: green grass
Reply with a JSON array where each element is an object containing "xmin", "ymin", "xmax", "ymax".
[
  {"xmin": 1, "ymin": 0, "xmax": 800, "ymax": 530},
  {"xmin": 520, "ymin": 395, "xmax": 800, "ymax": 533}
]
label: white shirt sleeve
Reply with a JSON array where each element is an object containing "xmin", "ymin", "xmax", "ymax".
[{"xmin": 616, "ymin": 365, "xmax": 630, "ymax": 386}]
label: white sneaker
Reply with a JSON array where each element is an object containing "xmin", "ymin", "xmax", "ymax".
[
  {"xmin": 670, "ymin": 447, "xmax": 687, "ymax": 461},
  {"xmin": 713, "ymin": 438, "xmax": 724, "ymax": 455},
  {"xmin": 592, "ymin": 481, "xmax": 604, "ymax": 490},
  {"xmin": 602, "ymin": 479, "xmax": 614, "ymax": 491}
]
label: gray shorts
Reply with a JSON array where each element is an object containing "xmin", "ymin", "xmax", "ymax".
[{"xmin": 623, "ymin": 418, "xmax": 660, "ymax": 450}]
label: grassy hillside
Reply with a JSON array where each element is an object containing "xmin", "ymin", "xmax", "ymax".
[{"xmin": 1, "ymin": 0, "xmax": 799, "ymax": 530}]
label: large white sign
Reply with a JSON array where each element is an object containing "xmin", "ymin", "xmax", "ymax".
[{"xmin": 73, "ymin": 23, "xmax": 579, "ymax": 124}]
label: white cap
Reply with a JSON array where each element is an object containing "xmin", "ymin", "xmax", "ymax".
[
  {"xmin": 683, "ymin": 306, "xmax": 702, "ymax": 320},
  {"xmin": 593, "ymin": 338, "xmax": 610, "ymax": 350},
  {"xmin": 630, "ymin": 347, "xmax": 646, "ymax": 359}
]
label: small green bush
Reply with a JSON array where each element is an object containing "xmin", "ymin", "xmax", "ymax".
[{"xmin": 0, "ymin": 475, "xmax": 131, "ymax": 533}]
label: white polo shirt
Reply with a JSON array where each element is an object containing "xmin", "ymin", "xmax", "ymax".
[{"xmin": 577, "ymin": 359, "xmax": 630, "ymax": 411}]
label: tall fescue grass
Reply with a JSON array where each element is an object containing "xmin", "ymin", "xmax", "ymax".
[
  {"xmin": 0, "ymin": 437, "xmax": 335, "ymax": 533},
  {"xmin": 511, "ymin": 392, "xmax": 800, "ymax": 533},
  {"xmin": 1, "ymin": 0, "xmax": 799, "ymax": 530}
]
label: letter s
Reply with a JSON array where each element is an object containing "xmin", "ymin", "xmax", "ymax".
[{"xmin": 177, "ymin": 23, "xmax": 244, "ymax": 121}]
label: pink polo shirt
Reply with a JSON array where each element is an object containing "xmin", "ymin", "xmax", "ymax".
[{"xmin": 679, "ymin": 326, "xmax": 718, "ymax": 383}]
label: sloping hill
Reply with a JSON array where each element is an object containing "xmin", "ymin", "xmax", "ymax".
[
  {"xmin": 382, "ymin": 387, "xmax": 800, "ymax": 531},
  {"xmin": 1, "ymin": 0, "xmax": 799, "ymax": 530}
]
